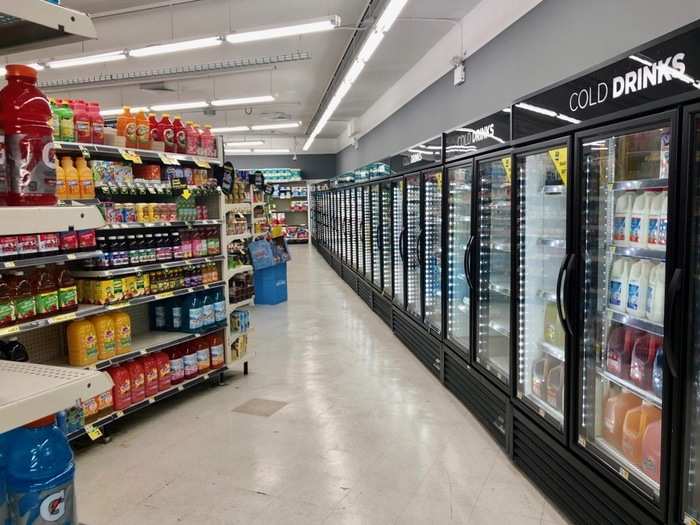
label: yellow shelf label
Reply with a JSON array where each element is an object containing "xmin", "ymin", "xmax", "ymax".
[
  {"xmin": 158, "ymin": 291, "xmax": 175, "ymax": 299},
  {"xmin": 182, "ymin": 189, "xmax": 192, "ymax": 200},
  {"xmin": 194, "ymin": 158, "xmax": 211, "ymax": 169},
  {"xmin": 0, "ymin": 325, "xmax": 21, "ymax": 336},
  {"xmin": 48, "ymin": 312, "xmax": 77, "ymax": 324},
  {"xmin": 501, "ymin": 157, "xmax": 512, "ymax": 182},
  {"xmin": 85, "ymin": 424, "xmax": 103, "ymax": 441},
  {"xmin": 115, "ymin": 410, "xmax": 124, "ymax": 418},
  {"xmin": 547, "ymin": 147, "xmax": 568, "ymax": 186},
  {"xmin": 3, "ymin": 261, "xmax": 15, "ymax": 268}
]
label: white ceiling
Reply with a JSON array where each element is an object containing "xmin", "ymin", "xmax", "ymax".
[{"xmin": 4, "ymin": 0, "xmax": 483, "ymax": 152}]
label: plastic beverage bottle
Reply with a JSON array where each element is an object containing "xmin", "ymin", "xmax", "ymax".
[
  {"xmin": 142, "ymin": 355, "xmax": 159, "ymax": 397},
  {"xmin": 629, "ymin": 192, "xmax": 654, "ymax": 248},
  {"xmin": 11, "ymin": 271, "xmax": 36, "ymax": 323},
  {"xmin": 183, "ymin": 342, "xmax": 198, "ymax": 379},
  {"xmin": 89, "ymin": 102, "xmax": 104, "ymax": 144},
  {"xmin": 108, "ymin": 365, "xmax": 131, "ymax": 410},
  {"xmin": 66, "ymin": 318, "xmax": 98, "ymax": 366},
  {"xmin": 183, "ymin": 292, "xmax": 202, "ymax": 333},
  {"xmin": 0, "ymin": 65, "xmax": 57, "ymax": 206},
  {"xmin": 641, "ymin": 420, "xmax": 662, "ymax": 482},
  {"xmin": 55, "ymin": 263, "xmax": 78, "ymax": 312},
  {"xmin": 609, "ymin": 258, "xmax": 632, "ymax": 312},
  {"xmin": 59, "ymin": 101, "xmax": 75, "ymax": 142},
  {"xmin": 606, "ymin": 326, "xmax": 640, "ymax": 379},
  {"xmin": 627, "ymin": 259, "xmax": 652, "ymax": 317},
  {"xmin": 603, "ymin": 391, "xmax": 641, "ymax": 449},
  {"xmin": 630, "ymin": 335, "xmax": 662, "ymax": 391},
  {"xmin": 201, "ymin": 125, "xmax": 215, "ymax": 157},
  {"xmin": 193, "ymin": 124, "xmax": 204, "ymax": 155},
  {"xmin": 75, "ymin": 157, "xmax": 95, "ymax": 199},
  {"xmin": 126, "ymin": 360, "xmax": 145, "ymax": 403},
  {"xmin": 209, "ymin": 332, "xmax": 224, "ymax": 369},
  {"xmin": 645, "ymin": 262, "xmax": 665, "ymax": 323},
  {"xmin": 135, "ymin": 110, "xmax": 151, "ymax": 150},
  {"xmin": 49, "ymin": 98, "xmax": 60, "ymax": 141},
  {"xmin": 0, "ymin": 110, "xmax": 7, "ymax": 206},
  {"xmin": 148, "ymin": 113, "xmax": 161, "ymax": 144},
  {"xmin": 0, "ymin": 273, "xmax": 15, "ymax": 327},
  {"xmin": 61, "ymin": 157, "xmax": 81, "ymax": 200},
  {"xmin": 212, "ymin": 288, "xmax": 226, "ymax": 324},
  {"xmin": 117, "ymin": 106, "xmax": 137, "ymax": 148},
  {"xmin": 6, "ymin": 415, "xmax": 77, "ymax": 524},
  {"xmin": 613, "ymin": 193, "xmax": 634, "ymax": 246},
  {"xmin": 34, "ymin": 266, "xmax": 59, "ymax": 318},
  {"xmin": 173, "ymin": 116, "xmax": 186, "ymax": 154},
  {"xmin": 55, "ymin": 162, "xmax": 67, "ymax": 201},
  {"xmin": 622, "ymin": 405, "xmax": 661, "ymax": 466},
  {"xmin": 73, "ymin": 100, "xmax": 91, "ymax": 143},
  {"xmin": 92, "ymin": 313, "xmax": 116, "ymax": 360},
  {"xmin": 185, "ymin": 121, "xmax": 199, "ymax": 155},
  {"xmin": 652, "ymin": 347, "xmax": 664, "ymax": 397},
  {"xmin": 110, "ymin": 311, "xmax": 132, "ymax": 355},
  {"xmin": 168, "ymin": 345, "xmax": 185, "ymax": 385},
  {"xmin": 159, "ymin": 114, "xmax": 176, "ymax": 153},
  {"xmin": 153, "ymin": 351, "xmax": 171, "ymax": 391},
  {"xmin": 195, "ymin": 337, "xmax": 210, "ymax": 373},
  {"xmin": 647, "ymin": 191, "xmax": 667, "ymax": 250},
  {"xmin": 200, "ymin": 291, "xmax": 214, "ymax": 328}
]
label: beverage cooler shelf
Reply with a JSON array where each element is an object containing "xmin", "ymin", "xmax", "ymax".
[
  {"xmin": 71, "ymin": 255, "xmax": 225, "ymax": 278},
  {"xmin": 611, "ymin": 178, "xmax": 668, "ymax": 191},
  {"xmin": 607, "ymin": 310, "xmax": 664, "ymax": 337},
  {"xmin": 527, "ymin": 390, "xmax": 564, "ymax": 424},
  {"xmin": 612, "ymin": 246, "xmax": 665, "ymax": 261},
  {"xmin": 0, "ymin": 250, "xmax": 102, "ymax": 270},
  {"xmin": 538, "ymin": 341, "xmax": 565, "ymax": 361},
  {"xmin": 542, "ymin": 185, "xmax": 565, "ymax": 195},
  {"xmin": 489, "ymin": 282, "xmax": 511, "ymax": 296},
  {"xmin": 596, "ymin": 367, "xmax": 662, "ymax": 408},
  {"xmin": 592, "ymin": 437, "xmax": 660, "ymax": 497},
  {"xmin": 488, "ymin": 320, "xmax": 510, "ymax": 337},
  {"xmin": 537, "ymin": 238, "xmax": 565, "ymax": 249},
  {"xmin": 490, "ymin": 242, "xmax": 511, "ymax": 253}
]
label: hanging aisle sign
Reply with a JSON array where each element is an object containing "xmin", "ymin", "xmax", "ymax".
[{"xmin": 444, "ymin": 110, "xmax": 511, "ymax": 161}]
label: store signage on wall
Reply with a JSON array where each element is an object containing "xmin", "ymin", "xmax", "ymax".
[
  {"xmin": 444, "ymin": 111, "xmax": 510, "ymax": 161},
  {"xmin": 512, "ymin": 21, "xmax": 700, "ymax": 139},
  {"xmin": 390, "ymin": 136, "xmax": 442, "ymax": 174}
]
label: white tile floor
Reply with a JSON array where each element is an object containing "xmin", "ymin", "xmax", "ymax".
[{"xmin": 75, "ymin": 245, "xmax": 570, "ymax": 524}]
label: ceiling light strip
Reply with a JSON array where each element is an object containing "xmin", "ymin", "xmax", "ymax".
[
  {"xmin": 129, "ymin": 36, "xmax": 223, "ymax": 58},
  {"xmin": 47, "ymin": 51, "xmax": 127, "ymax": 69},
  {"xmin": 225, "ymin": 16, "xmax": 340, "ymax": 44}
]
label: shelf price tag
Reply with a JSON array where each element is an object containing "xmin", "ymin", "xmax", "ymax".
[
  {"xmin": 2, "ymin": 261, "xmax": 16, "ymax": 269},
  {"xmin": 48, "ymin": 312, "xmax": 77, "ymax": 325},
  {"xmin": 194, "ymin": 158, "xmax": 211, "ymax": 169},
  {"xmin": 78, "ymin": 144, "xmax": 91, "ymax": 159},
  {"xmin": 158, "ymin": 153, "xmax": 179, "ymax": 165},
  {"xmin": 84, "ymin": 424, "xmax": 103, "ymax": 441},
  {"xmin": 182, "ymin": 188, "xmax": 192, "ymax": 200},
  {"xmin": 547, "ymin": 147, "xmax": 568, "ymax": 186},
  {"xmin": 115, "ymin": 410, "xmax": 124, "ymax": 418},
  {"xmin": 158, "ymin": 291, "xmax": 175, "ymax": 299},
  {"xmin": 128, "ymin": 150, "xmax": 142, "ymax": 164},
  {"xmin": 618, "ymin": 467, "xmax": 629, "ymax": 480}
]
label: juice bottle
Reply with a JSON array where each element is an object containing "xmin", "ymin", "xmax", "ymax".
[
  {"xmin": 73, "ymin": 100, "xmax": 91, "ymax": 143},
  {"xmin": 10, "ymin": 271, "xmax": 35, "ymax": 322},
  {"xmin": 646, "ymin": 262, "xmax": 665, "ymax": 323},
  {"xmin": 60, "ymin": 101, "xmax": 75, "ymax": 142},
  {"xmin": 607, "ymin": 326, "xmax": 641, "ymax": 379},
  {"xmin": 193, "ymin": 124, "xmax": 203, "ymax": 155},
  {"xmin": 0, "ymin": 65, "xmax": 57, "ymax": 206},
  {"xmin": 629, "ymin": 192, "xmax": 654, "ymax": 248},
  {"xmin": 148, "ymin": 113, "xmax": 161, "ymax": 144},
  {"xmin": 49, "ymin": 98, "xmax": 60, "ymax": 140},
  {"xmin": 55, "ymin": 162, "xmax": 67, "ymax": 201},
  {"xmin": 609, "ymin": 257, "xmax": 632, "ymax": 312},
  {"xmin": 0, "ymin": 111, "xmax": 6, "ymax": 206},
  {"xmin": 92, "ymin": 313, "xmax": 116, "ymax": 360},
  {"xmin": 89, "ymin": 101, "xmax": 104, "ymax": 144},
  {"xmin": 154, "ymin": 351, "xmax": 171, "ymax": 391},
  {"xmin": 117, "ymin": 106, "xmax": 137, "ymax": 148},
  {"xmin": 641, "ymin": 419, "xmax": 662, "ymax": 482},
  {"xmin": 201, "ymin": 124, "xmax": 215, "ymax": 157},
  {"xmin": 55, "ymin": 262, "xmax": 78, "ymax": 312},
  {"xmin": 195, "ymin": 337, "xmax": 210, "ymax": 373},
  {"xmin": 603, "ymin": 391, "xmax": 641, "ymax": 450},
  {"xmin": 173, "ymin": 115, "xmax": 186, "ymax": 154},
  {"xmin": 546, "ymin": 363, "xmax": 564, "ymax": 411},
  {"xmin": 61, "ymin": 157, "xmax": 81, "ymax": 200},
  {"xmin": 183, "ymin": 342, "xmax": 198, "ymax": 379},
  {"xmin": 34, "ymin": 265, "xmax": 59, "ymax": 318},
  {"xmin": 126, "ymin": 359, "xmax": 145, "ymax": 403},
  {"xmin": 66, "ymin": 319, "xmax": 98, "ymax": 366},
  {"xmin": 185, "ymin": 121, "xmax": 198, "ymax": 155},
  {"xmin": 209, "ymin": 332, "xmax": 225, "ymax": 368},
  {"xmin": 76, "ymin": 156, "xmax": 95, "ymax": 199},
  {"xmin": 110, "ymin": 311, "xmax": 132, "ymax": 355},
  {"xmin": 96, "ymin": 382, "xmax": 113, "ymax": 418},
  {"xmin": 652, "ymin": 347, "xmax": 664, "ymax": 397},
  {"xmin": 135, "ymin": 109, "xmax": 151, "ymax": 150},
  {"xmin": 200, "ymin": 291, "xmax": 214, "ymax": 328},
  {"xmin": 142, "ymin": 355, "xmax": 159, "ymax": 397},
  {"xmin": 0, "ymin": 273, "xmax": 14, "ymax": 327},
  {"xmin": 626, "ymin": 259, "xmax": 652, "ymax": 317},
  {"xmin": 212, "ymin": 288, "xmax": 226, "ymax": 324},
  {"xmin": 613, "ymin": 192, "xmax": 634, "ymax": 246},
  {"xmin": 630, "ymin": 335, "xmax": 662, "ymax": 391},
  {"xmin": 531, "ymin": 357, "xmax": 550, "ymax": 400},
  {"xmin": 108, "ymin": 365, "xmax": 131, "ymax": 410},
  {"xmin": 168, "ymin": 345, "xmax": 185, "ymax": 385},
  {"xmin": 159, "ymin": 114, "xmax": 175, "ymax": 153},
  {"xmin": 622, "ymin": 404, "xmax": 661, "ymax": 466}
]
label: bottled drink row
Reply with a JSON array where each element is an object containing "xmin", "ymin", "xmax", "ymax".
[
  {"xmin": 102, "ymin": 200, "xmax": 209, "ymax": 225},
  {"xmin": 609, "ymin": 258, "xmax": 665, "ymax": 322},
  {"xmin": 0, "ymin": 229, "xmax": 97, "ymax": 261},
  {"xmin": 613, "ymin": 190, "xmax": 668, "ymax": 250}
]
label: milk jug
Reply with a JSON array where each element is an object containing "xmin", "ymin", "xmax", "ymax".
[
  {"xmin": 609, "ymin": 258, "xmax": 632, "ymax": 312},
  {"xmin": 645, "ymin": 262, "xmax": 665, "ymax": 323},
  {"xmin": 613, "ymin": 193, "xmax": 634, "ymax": 246},
  {"xmin": 629, "ymin": 192, "xmax": 653, "ymax": 248},
  {"xmin": 647, "ymin": 191, "xmax": 667, "ymax": 250},
  {"xmin": 627, "ymin": 259, "xmax": 652, "ymax": 317}
]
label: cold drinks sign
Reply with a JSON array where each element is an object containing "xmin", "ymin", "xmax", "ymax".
[{"xmin": 512, "ymin": 22, "xmax": 700, "ymax": 139}]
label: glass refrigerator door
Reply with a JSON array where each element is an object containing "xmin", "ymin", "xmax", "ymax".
[
  {"xmin": 406, "ymin": 174, "xmax": 422, "ymax": 318},
  {"xmin": 351, "ymin": 188, "xmax": 358, "ymax": 270},
  {"xmin": 476, "ymin": 156, "xmax": 512, "ymax": 386},
  {"xmin": 371, "ymin": 184, "xmax": 382, "ymax": 287},
  {"xmin": 424, "ymin": 170, "xmax": 443, "ymax": 332},
  {"xmin": 578, "ymin": 123, "xmax": 671, "ymax": 501},
  {"xmin": 447, "ymin": 163, "xmax": 473, "ymax": 353},
  {"xmin": 340, "ymin": 190, "xmax": 347, "ymax": 263},
  {"xmin": 393, "ymin": 180, "xmax": 405, "ymax": 306},
  {"xmin": 516, "ymin": 145, "xmax": 568, "ymax": 429},
  {"xmin": 363, "ymin": 186, "xmax": 372, "ymax": 277},
  {"xmin": 357, "ymin": 188, "xmax": 365, "ymax": 274},
  {"xmin": 381, "ymin": 182, "xmax": 393, "ymax": 296}
]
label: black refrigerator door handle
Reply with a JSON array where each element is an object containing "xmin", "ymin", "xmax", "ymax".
[
  {"xmin": 560, "ymin": 253, "xmax": 576, "ymax": 338},
  {"xmin": 555, "ymin": 254, "xmax": 570, "ymax": 335},
  {"xmin": 665, "ymin": 268, "xmax": 683, "ymax": 379},
  {"xmin": 416, "ymin": 229, "xmax": 424, "ymax": 266},
  {"xmin": 398, "ymin": 228, "xmax": 406, "ymax": 262},
  {"xmin": 375, "ymin": 224, "xmax": 382, "ymax": 252},
  {"xmin": 464, "ymin": 236, "xmax": 475, "ymax": 290}
]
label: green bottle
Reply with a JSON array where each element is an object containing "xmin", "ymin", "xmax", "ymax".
[
  {"xmin": 49, "ymin": 99, "xmax": 61, "ymax": 141},
  {"xmin": 59, "ymin": 102, "xmax": 75, "ymax": 142}
]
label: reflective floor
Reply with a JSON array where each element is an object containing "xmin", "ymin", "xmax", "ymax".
[{"xmin": 75, "ymin": 245, "xmax": 568, "ymax": 524}]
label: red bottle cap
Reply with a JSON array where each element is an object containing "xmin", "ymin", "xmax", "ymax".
[{"xmin": 6, "ymin": 65, "xmax": 37, "ymax": 79}]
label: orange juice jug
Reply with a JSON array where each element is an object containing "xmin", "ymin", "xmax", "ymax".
[
  {"xmin": 622, "ymin": 404, "xmax": 661, "ymax": 466},
  {"xmin": 55, "ymin": 163, "xmax": 66, "ymax": 201},
  {"xmin": 641, "ymin": 419, "xmax": 662, "ymax": 482},
  {"xmin": 135, "ymin": 110, "xmax": 150, "ymax": 150},
  {"xmin": 67, "ymin": 319, "xmax": 98, "ymax": 366},
  {"xmin": 603, "ymin": 391, "xmax": 641, "ymax": 450},
  {"xmin": 92, "ymin": 313, "xmax": 116, "ymax": 360},
  {"xmin": 61, "ymin": 157, "xmax": 80, "ymax": 200},
  {"xmin": 117, "ymin": 106, "xmax": 136, "ymax": 148},
  {"xmin": 75, "ymin": 157, "xmax": 95, "ymax": 199},
  {"xmin": 110, "ymin": 311, "xmax": 132, "ymax": 355}
]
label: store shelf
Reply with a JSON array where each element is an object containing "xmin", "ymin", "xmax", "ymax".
[
  {"xmin": 488, "ymin": 320, "xmax": 510, "ymax": 337},
  {"xmin": 66, "ymin": 366, "xmax": 228, "ymax": 442},
  {"xmin": 96, "ymin": 183, "xmax": 219, "ymax": 197},
  {"xmin": 612, "ymin": 245, "xmax": 666, "ymax": 261},
  {"xmin": 55, "ymin": 141, "xmax": 221, "ymax": 166},
  {"xmin": 226, "ymin": 232, "xmax": 252, "ymax": 242},
  {"xmin": 230, "ymin": 297, "xmax": 254, "ymax": 310},
  {"xmin": 526, "ymin": 392, "xmax": 564, "ymax": 425},
  {"xmin": 71, "ymin": 255, "xmax": 224, "ymax": 278},
  {"xmin": 0, "ymin": 361, "xmax": 112, "ymax": 434},
  {"xmin": 489, "ymin": 282, "xmax": 511, "ymax": 296},
  {"xmin": 594, "ymin": 437, "xmax": 660, "ymax": 496},
  {"xmin": 253, "ymin": 202, "xmax": 266, "ymax": 208},
  {"xmin": 596, "ymin": 367, "xmax": 662, "ymax": 408},
  {"xmin": 542, "ymin": 185, "xmax": 565, "ymax": 195},
  {"xmin": 607, "ymin": 309, "xmax": 664, "ymax": 336},
  {"xmin": 0, "ymin": 2, "xmax": 97, "ymax": 54},
  {"xmin": 611, "ymin": 178, "xmax": 668, "ymax": 191},
  {"xmin": 103, "ymin": 219, "xmax": 222, "ymax": 230},
  {"xmin": 0, "ymin": 205, "xmax": 104, "ymax": 235},
  {"xmin": 226, "ymin": 203, "xmax": 252, "ymax": 214},
  {"xmin": 228, "ymin": 265, "xmax": 253, "ymax": 277},
  {"xmin": 490, "ymin": 242, "xmax": 511, "ymax": 253},
  {"xmin": 287, "ymin": 239, "xmax": 309, "ymax": 244},
  {"xmin": 537, "ymin": 238, "xmax": 566, "ymax": 249},
  {"xmin": 0, "ymin": 250, "xmax": 102, "ymax": 270},
  {"xmin": 0, "ymin": 282, "xmax": 225, "ymax": 338},
  {"xmin": 538, "ymin": 340, "xmax": 565, "ymax": 361}
]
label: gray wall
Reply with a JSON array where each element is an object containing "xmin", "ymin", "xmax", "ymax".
[
  {"xmin": 338, "ymin": 0, "xmax": 700, "ymax": 173},
  {"xmin": 227, "ymin": 154, "xmax": 336, "ymax": 181}
]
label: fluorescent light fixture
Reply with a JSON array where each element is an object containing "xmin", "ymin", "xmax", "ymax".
[
  {"xmin": 515, "ymin": 102, "xmax": 557, "ymax": 117},
  {"xmin": 225, "ymin": 140, "xmax": 265, "ymax": 147},
  {"xmin": 375, "ymin": 0, "xmax": 409, "ymax": 33},
  {"xmin": 556, "ymin": 113, "xmax": 582, "ymax": 124},
  {"xmin": 211, "ymin": 95, "xmax": 275, "ymax": 107},
  {"xmin": 251, "ymin": 122, "xmax": 300, "ymax": 131},
  {"xmin": 28, "ymin": 63, "xmax": 44, "ymax": 71},
  {"xmin": 502, "ymin": 107, "xmax": 512, "ymax": 113},
  {"xmin": 47, "ymin": 51, "xmax": 127, "ymax": 69},
  {"xmin": 225, "ymin": 16, "xmax": 340, "ymax": 44},
  {"xmin": 100, "ymin": 106, "xmax": 150, "ymax": 117},
  {"xmin": 343, "ymin": 61, "xmax": 365, "ymax": 85},
  {"xmin": 211, "ymin": 126, "xmax": 250, "ymax": 133},
  {"xmin": 150, "ymin": 101, "xmax": 209, "ymax": 111},
  {"xmin": 225, "ymin": 149, "xmax": 252, "ymax": 154},
  {"xmin": 357, "ymin": 29, "xmax": 384, "ymax": 63},
  {"xmin": 254, "ymin": 148, "xmax": 290, "ymax": 154},
  {"xmin": 130, "ymin": 36, "xmax": 222, "ymax": 58}
]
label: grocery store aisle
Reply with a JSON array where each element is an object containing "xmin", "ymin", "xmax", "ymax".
[{"xmin": 75, "ymin": 245, "xmax": 568, "ymax": 525}]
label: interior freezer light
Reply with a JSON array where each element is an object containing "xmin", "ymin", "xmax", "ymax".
[
  {"xmin": 211, "ymin": 126, "xmax": 250, "ymax": 133},
  {"xmin": 151, "ymin": 101, "xmax": 209, "ymax": 111},
  {"xmin": 357, "ymin": 29, "xmax": 385, "ymax": 64},
  {"xmin": 211, "ymin": 95, "xmax": 275, "ymax": 107},
  {"xmin": 48, "ymin": 51, "xmax": 127, "ymax": 69},
  {"xmin": 225, "ymin": 16, "xmax": 340, "ymax": 44},
  {"xmin": 130, "ymin": 36, "xmax": 222, "ymax": 57},
  {"xmin": 515, "ymin": 102, "xmax": 557, "ymax": 118},
  {"xmin": 502, "ymin": 107, "xmax": 512, "ymax": 113}
]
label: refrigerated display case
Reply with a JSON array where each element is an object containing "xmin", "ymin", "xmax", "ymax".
[
  {"xmin": 363, "ymin": 186, "xmax": 372, "ymax": 278},
  {"xmin": 381, "ymin": 181, "xmax": 393, "ymax": 296},
  {"xmin": 406, "ymin": 174, "xmax": 422, "ymax": 319},
  {"xmin": 340, "ymin": 189, "xmax": 348, "ymax": 263},
  {"xmin": 446, "ymin": 163, "xmax": 473, "ymax": 355},
  {"xmin": 371, "ymin": 184, "xmax": 382, "ymax": 288},
  {"xmin": 424, "ymin": 170, "xmax": 442, "ymax": 333},
  {"xmin": 475, "ymin": 154, "xmax": 512, "ymax": 386},
  {"xmin": 515, "ymin": 142, "xmax": 569, "ymax": 431},
  {"xmin": 350, "ymin": 188, "xmax": 358, "ymax": 270},
  {"xmin": 393, "ymin": 179, "xmax": 405, "ymax": 307}
]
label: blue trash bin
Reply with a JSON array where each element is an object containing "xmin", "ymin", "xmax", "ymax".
[{"xmin": 254, "ymin": 262, "xmax": 288, "ymax": 304}]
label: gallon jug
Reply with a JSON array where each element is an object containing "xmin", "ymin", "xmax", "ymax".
[
  {"xmin": 543, "ymin": 302, "xmax": 565, "ymax": 348},
  {"xmin": 641, "ymin": 419, "xmax": 662, "ymax": 483},
  {"xmin": 603, "ymin": 391, "xmax": 641, "ymax": 449},
  {"xmin": 153, "ymin": 351, "xmax": 171, "ymax": 391},
  {"xmin": 546, "ymin": 363, "xmax": 564, "ymax": 411},
  {"xmin": 168, "ymin": 345, "xmax": 185, "ymax": 385},
  {"xmin": 109, "ymin": 312, "xmax": 131, "ymax": 355},
  {"xmin": 630, "ymin": 335, "xmax": 662, "ymax": 391},
  {"xmin": 645, "ymin": 263, "xmax": 665, "ymax": 323},
  {"xmin": 209, "ymin": 332, "xmax": 225, "ymax": 369},
  {"xmin": 134, "ymin": 110, "xmax": 150, "ymax": 150},
  {"xmin": 116, "ymin": 107, "xmax": 136, "ymax": 148},
  {"xmin": 183, "ymin": 342, "xmax": 198, "ymax": 379},
  {"xmin": 107, "ymin": 365, "xmax": 131, "ymax": 411},
  {"xmin": 183, "ymin": 293, "xmax": 202, "ymax": 333},
  {"xmin": 55, "ymin": 163, "xmax": 66, "ymax": 201},
  {"xmin": 613, "ymin": 192, "xmax": 634, "ymax": 246},
  {"xmin": 629, "ymin": 192, "xmax": 653, "ymax": 248},
  {"xmin": 75, "ymin": 157, "xmax": 94, "ymax": 199},
  {"xmin": 126, "ymin": 360, "xmax": 145, "ymax": 403},
  {"xmin": 211, "ymin": 288, "xmax": 226, "ymax": 325},
  {"xmin": 626, "ymin": 259, "xmax": 652, "ymax": 317},
  {"xmin": 200, "ymin": 291, "xmax": 214, "ymax": 328},
  {"xmin": 6, "ymin": 415, "xmax": 77, "ymax": 524},
  {"xmin": 66, "ymin": 319, "xmax": 98, "ymax": 366},
  {"xmin": 195, "ymin": 338, "xmax": 210, "ymax": 373},
  {"xmin": 606, "ymin": 326, "xmax": 641, "ymax": 380},
  {"xmin": 531, "ymin": 357, "xmax": 550, "ymax": 400},
  {"xmin": 91, "ymin": 314, "xmax": 116, "ymax": 360},
  {"xmin": 141, "ymin": 355, "xmax": 159, "ymax": 397},
  {"xmin": 609, "ymin": 258, "xmax": 632, "ymax": 312},
  {"xmin": 622, "ymin": 404, "xmax": 661, "ymax": 466},
  {"xmin": 60, "ymin": 157, "xmax": 80, "ymax": 201},
  {"xmin": 652, "ymin": 347, "xmax": 664, "ymax": 397},
  {"xmin": 647, "ymin": 191, "xmax": 668, "ymax": 250}
]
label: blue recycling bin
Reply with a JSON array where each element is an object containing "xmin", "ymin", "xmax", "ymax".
[{"xmin": 254, "ymin": 262, "xmax": 288, "ymax": 305}]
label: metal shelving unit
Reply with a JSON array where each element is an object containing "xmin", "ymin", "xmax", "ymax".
[
  {"xmin": 55, "ymin": 141, "xmax": 221, "ymax": 167},
  {"xmin": 71, "ymin": 255, "xmax": 225, "ymax": 278}
]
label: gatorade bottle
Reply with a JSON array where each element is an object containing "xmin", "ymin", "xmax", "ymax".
[
  {"xmin": 185, "ymin": 121, "xmax": 198, "ymax": 155},
  {"xmin": 75, "ymin": 157, "xmax": 94, "ymax": 199},
  {"xmin": 148, "ymin": 113, "xmax": 161, "ymax": 144},
  {"xmin": 110, "ymin": 311, "xmax": 131, "ymax": 355},
  {"xmin": 0, "ymin": 65, "xmax": 57, "ymax": 206},
  {"xmin": 173, "ymin": 116, "xmax": 186, "ymax": 154},
  {"xmin": 135, "ymin": 110, "xmax": 150, "ymax": 150},
  {"xmin": 117, "ymin": 107, "xmax": 136, "ymax": 148},
  {"xmin": 141, "ymin": 355, "xmax": 159, "ymax": 397},
  {"xmin": 89, "ymin": 102, "xmax": 104, "ymax": 144},
  {"xmin": 159, "ymin": 114, "xmax": 175, "ymax": 153},
  {"xmin": 91, "ymin": 314, "xmax": 116, "ymax": 360},
  {"xmin": 55, "ymin": 263, "xmax": 77, "ymax": 312},
  {"xmin": 107, "ymin": 365, "xmax": 131, "ymax": 410},
  {"xmin": 209, "ymin": 332, "xmax": 224, "ymax": 369},
  {"xmin": 153, "ymin": 351, "xmax": 171, "ymax": 391},
  {"xmin": 49, "ymin": 99, "xmax": 60, "ymax": 141},
  {"xmin": 6, "ymin": 415, "xmax": 77, "ymax": 525},
  {"xmin": 126, "ymin": 360, "xmax": 145, "ymax": 403},
  {"xmin": 59, "ymin": 102, "xmax": 74, "ymax": 143},
  {"xmin": 0, "ymin": 273, "xmax": 15, "ymax": 328},
  {"xmin": 201, "ymin": 125, "xmax": 215, "ymax": 157},
  {"xmin": 60, "ymin": 157, "xmax": 80, "ymax": 200},
  {"xmin": 34, "ymin": 266, "xmax": 59, "ymax": 318},
  {"xmin": 11, "ymin": 271, "xmax": 36, "ymax": 323},
  {"xmin": 73, "ymin": 101, "xmax": 91, "ymax": 143},
  {"xmin": 55, "ymin": 162, "xmax": 66, "ymax": 201}
]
